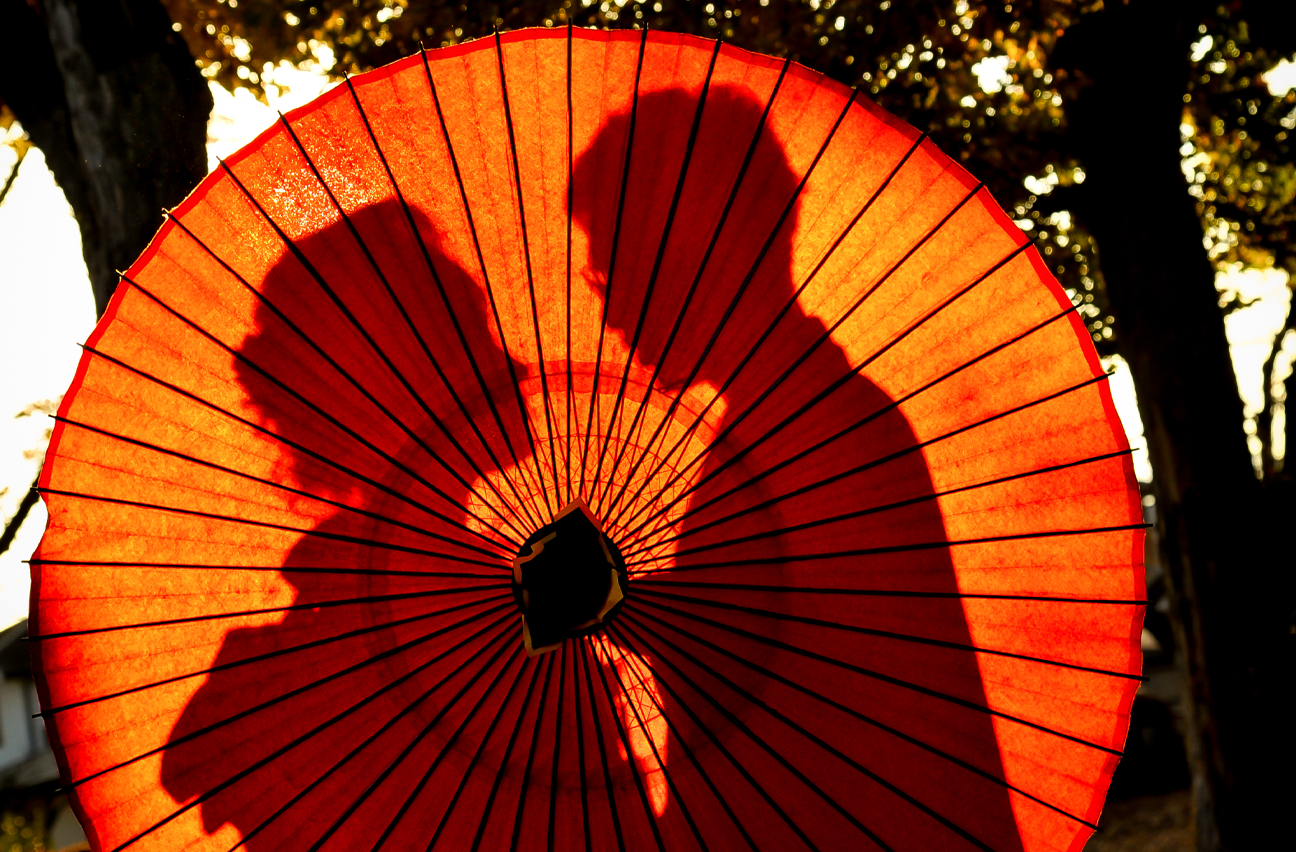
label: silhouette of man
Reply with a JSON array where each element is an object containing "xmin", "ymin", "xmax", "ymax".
[{"xmin": 572, "ymin": 82, "xmax": 1027, "ymax": 851}]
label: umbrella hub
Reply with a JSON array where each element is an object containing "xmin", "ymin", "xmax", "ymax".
[{"xmin": 511, "ymin": 499, "xmax": 627, "ymax": 656}]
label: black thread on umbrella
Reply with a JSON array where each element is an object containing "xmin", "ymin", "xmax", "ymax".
[
  {"xmin": 356, "ymin": 625, "xmax": 522, "ymax": 852},
  {"xmin": 587, "ymin": 38, "xmax": 725, "ymax": 518},
  {"xmin": 605, "ymin": 621, "xmax": 821, "ymax": 852},
  {"xmin": 344, "ymin": 72, "xmax": 550, "ymax": 531},
  {"xmin": 596, "ymin": 636, "xmax": 711, "ymax": 851},
  {"xmin": 633, "ymin": 578, "xmax": 1148, "ymax": 606},
  {"xmin": 637, "ymin": 520, "xmax": 1149, "ymax": 577},
  {"xmin": 566, "ymin": 23, "xmax": 577, "ymax": 506},
  {"xmin": 602, "ymin": 625, "xmax": 761, "ymax": 852},
  {"xmin": 37, "ymin": 592, "xmax": 509, "ymax": 716},
  {"xmin": 547, "ymin": 639, "xmax": 569, "ymax": 852},
  {"xmin": 105, "ymin": 272, "xmax": 524, "ymax": 548},
  {"xmin": 570, "ymin": 639, "xmax": 593, "ymax": 852},
  {"xmin": 596, "ymin": 88, "xmax": 873, "ymax": 527},
  {"xmin": 28, "ymin": 558, "xmax": 504, "ymax": 581},
  {"xmin": 614, "ymin": 614, "xmax": 900, "ymax": 852},
  {"xmin": 36, "ymin": 487, "xmax": 506, "ymax": 572},
  {"xmin": 471, "ymin": 650, "xmax": 549, "ymax": 852},
  {"xmin": 153, "ymin": 218, "xmax": 524, "ymax": 548},
  {"xmin": 624, "ymin": 601, "xmax": 1123, "ymax": 757},
  {"xmin": 624, "ymin": 612, "xmax": 1099, "ymax": 829},
  {"xmin": 578, "ymin": 638, "xmax": 629, "ymax": 852},
  {"xmin": 58, "ymin": 608, "xmax": 514, "ymax": 793},
  {"xmin": 636, "ymin": 583, "xmax": 1143, "ymax": 680},
  {"xmin": 507, "ymin": 649, "xmax": 558, "ymax": 852},
  {"xmin": 423, "ymin": 653, "xmax": 536, "ymax": 852},
  {"xmin": 281, "ymin": 106, "xmax": 548, "ymax": 534},
  {"xmin": 630, "ymin": 448, "xmax": 1136, "ymax": 562},
  {"xmin": 495, "ymin": 32, "xmax": 564, "ymax": 519},
  {"xmin": 618, "ymin": 616, "xmax": 1003, "ymax": 851},
  {"xmin": 617, "ymin": 238, "xmax": 1038, "ymax": 550},
  {"xmin": 622, "ymin": 341, "xmax": 1099, "ymax": 551},
  {"xmin": 29, "ymin": 586, "xmax": 507, "ymax": 644},
  {"xmin": 418, "ymin": 50, "xmax": 556, "ymax": 522},
  {"xmin": 580, "ymin": 27, "xmax": 649, "ymax": 502},
  {"xmin": 104, "ymin": 619, "xmax": 518, "ymax": 851},
  {"xmin": 54, "ymin": 416, "xmax": 511, "ymax": 561},
  {"xmin": 610, "ymin": 177, "xmax": 986, "ymax": 541},
  {"xmin": 594, "ymin": 52, "xmax": 794, "ymax": 521},
  {"xmin": 623, "ymin": 296, "xmax": 1086, "ymax": 554},
  {"xmin": 586, "ymin": 638, "xmax": 680, "ymax": 852},
  {"xmin": 284, "ymin": 631, "xmax": 525, "ymax": 852},
  {"xmin": 602, "ymin": 129, "xmax": 931, "ymax": 534},
  {"xmin": 216, "ymin": 159, "xmax": 544, "ymax": 536},
  {"xmin": 273, "ymin": 625, "xmax": 525, "ymax": 852}
]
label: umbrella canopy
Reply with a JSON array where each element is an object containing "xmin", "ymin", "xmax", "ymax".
[{"xmin": 29, "ymin": 26, "xmax": 1145, "ymax": 852}]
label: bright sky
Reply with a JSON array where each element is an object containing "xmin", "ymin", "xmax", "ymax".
[{"xmin": 0, "ymin": 59, "xmax": 1292, "ymax": 630}]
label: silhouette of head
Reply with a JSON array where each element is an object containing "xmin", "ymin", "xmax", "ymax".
[{"xmin": 572, "ymin": 84, "xmax": 802, "ymax": 393}]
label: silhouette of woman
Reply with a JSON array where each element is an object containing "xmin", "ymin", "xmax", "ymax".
[
  {"xmin": 572, "ymin": 83, "xmax": 1028, "ymax": 851},
  {"xmin": 160, "ymin": 198, "xmax": 543, "ymax": 849}
]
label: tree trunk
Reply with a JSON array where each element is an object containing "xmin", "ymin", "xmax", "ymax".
[
  {"xmin": 1055, "ymin": 4, "xmax": 1288, "ymax": 849},
  {"xmin": 0, "ymin": 0, "xmax": 211, "ymax": 316}
]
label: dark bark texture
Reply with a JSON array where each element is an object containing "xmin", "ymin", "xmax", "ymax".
[
  {"xmin": 1054, "ymin": 3, "xmax": 1291, "ymax": 849},
  {"xmin": 0, "ymin": 0, "xmax": 211, "ymax": 315}
]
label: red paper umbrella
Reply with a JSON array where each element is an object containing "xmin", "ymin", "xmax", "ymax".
[{"xmin": 30, "ymin": 26, "xmax": 1145, "ymax": 852}]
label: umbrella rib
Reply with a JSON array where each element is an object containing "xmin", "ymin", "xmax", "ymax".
[
  {"xmin": 631, "ymin": 579, "xmax": 1148, "ymax": 606},
  {"xmin": 597, "ymin": 637, "xmax": 714, "ymax": 851},
  {"xmin": 506, "ymin": 647, "xmax": 558, "ymax": 852},
  {"xmin": 39, "ymin": 592, "xmax": 508, "ymax": 718},
  {"xmin": 579, "ymin": 28, "xmax": 648, "ymax": 503},
  {"xmin": 621, "ymin": 607, "xmax": 1100, "ymax": 830},
  {"xmin": 494, "ymin": 30, "xmax": 563, "ymax": 520},
  {"xmin": 588, "ymin": 38, "xmax": 725, "ymax": 520},
  {"xmin": 614, "ymin": 612, "xmax": 899, "ymax": 852},
  {"xmin": 601, "ymin": 626, "xmax": 762, "ymax": 852},
  {"xmin": 620, "ymin": 611, "xmax": 1002, "ymax": 852},
  {"xmin": 624, "ymin": 448, "xmax": 1134, "ymax": 563},
  {"xmin": 238, "ymin": 625, "xmax": 523, "ymax": 852},
  {"xmin": 54, "ymin": 415, "xmax": 510, "ymax": 561},
  {"xmin": 28, "ymin": 579, "xmax": 508, "ymax": 642},
  {"xmin": 422, "ymin": 652, "xmax": 537, "ymax": 852},
  {"xmin": 574, "ymin": 639, "xmax": 596, "ymax": 852},
  {"xmin": 76, "ymin": 608, "xmax": 512, "ymax": 803},
  {"xmin": 419, "ymin": 47, "xmax": 556, "ymax": 523},
  {"xmin": 350, "ymin": 621, "xmax": 516, "ymax": 852},
  {"xmin": 344, "ymin": 72, "xmax": 549, "ymax": 531},
  {"xmin": 213, "ymin": 161, "xmax": 544, "ymax": 537},
  {"xmin": 603, "ymin": 128, "xmax": 930, "ymax": 535},
  {"xmin": 619, "ymin": 310, "xmax": 1088, "ymax": 551},
  {"xmin": 577, "ymin": 636, "xmax": 631, "ymax": 852},
  {"xmin": 566, "ymin": 23, "xmax": 576, "ymax": 506},
  {"xmin": 586, "ymin": 637, "xmax": 681, "ymax": 852},
  {"xmin": 634, "ymin": 584, "xmax": 1142, "ymax": 680},
  {"xmin": 618, "ymin": 240, "xmax": 1037, "ymax": 550},
  {"xmin": 28, "ymin": 557, "xmax": 501, "ymax": 581},
  {"xmin": 37, "ymin": 487, "xmax": 507, "ymax": 571},
  {"xmin": 625, "ymin": 600, "xmax": 1124, "ymax": 756},
  {"xmin": 596, "ymin": 57, "xmax": 798, "ymax": 523},
  {"xmin": 278, "ymin": 106, "xmax": 545, "ymax": 537},
  {"xmin": 611, "ymin": 176, "xmax": 985, "ymax": 540},
  {"xmin": 548, "ymin": 639, "xmax": 570, "ymax": 852},
  {"xmin": 313, "ymin": 638, "xmax": 529, "ymax": 852},
  {"xmin": 606, "ymin": 622, "xmax": 821, "ymax": 852},
  {"xmin": 108, "ymin": 269, "xmax": 522, "ymax": 549},
  {"xmin": 633, "ymin": 520, "xmax": 1147, "ymax": 579}
]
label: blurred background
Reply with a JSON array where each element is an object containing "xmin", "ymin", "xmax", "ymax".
[{"xmin": 0, "ymin": 2, "xmax": 1291, "ymax": 850}]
